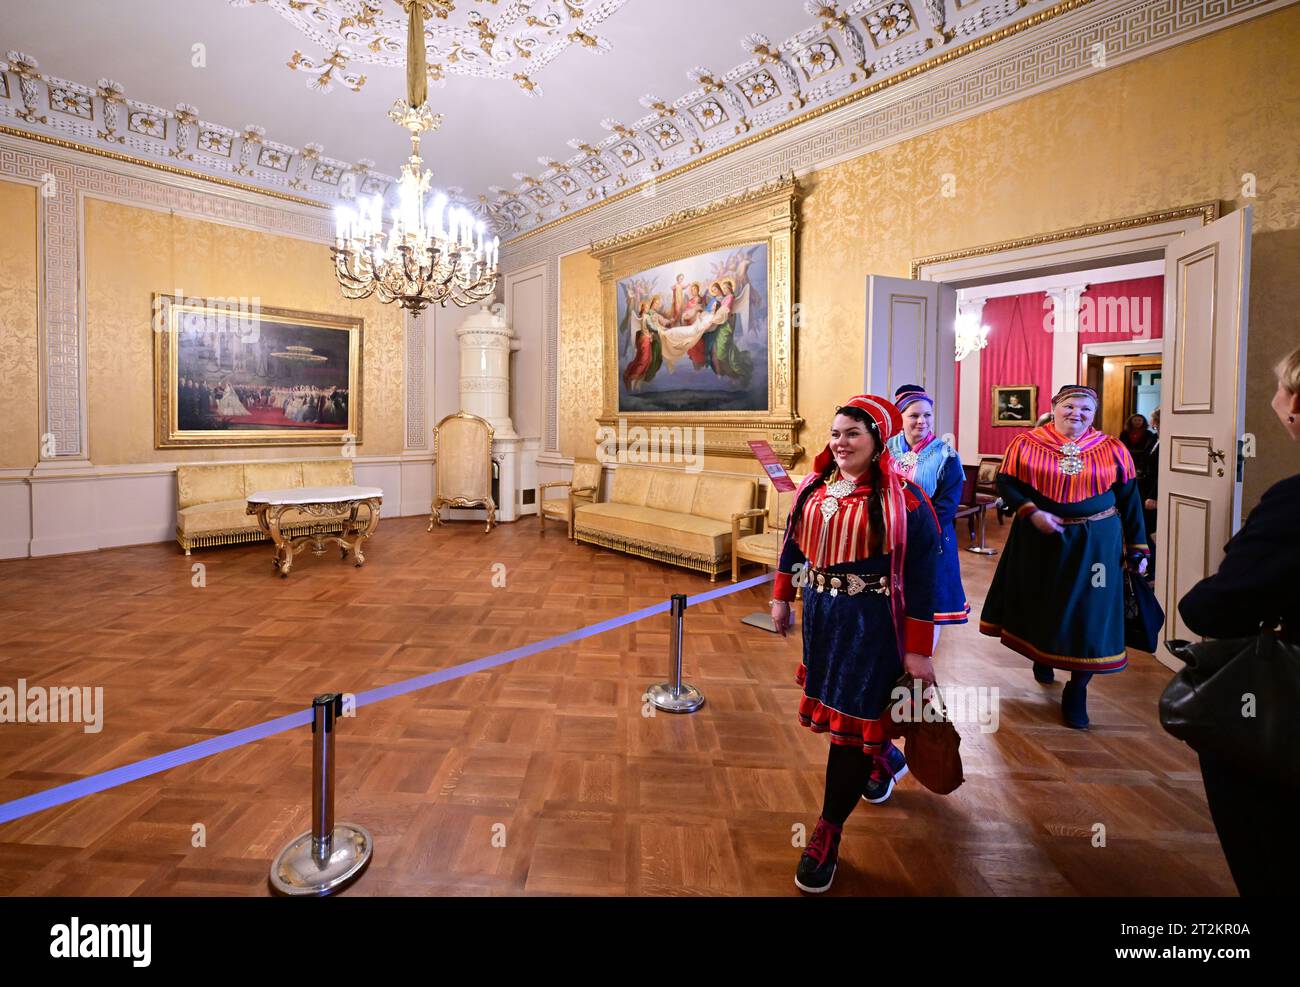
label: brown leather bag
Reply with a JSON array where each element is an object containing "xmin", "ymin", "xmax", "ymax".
[{"xmin": 884, "ymin": 676, "xmax": 965, "ymax": 795}]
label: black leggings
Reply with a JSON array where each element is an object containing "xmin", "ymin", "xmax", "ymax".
[{"xmin": 821, "ymin": 743, "xmax": 875, "ymax": 826}]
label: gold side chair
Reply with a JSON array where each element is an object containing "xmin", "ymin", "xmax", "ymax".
[
  {"xmin": 731, "ymin": 474, "xmax": 804, "ymax": 582},
  {"xmin": 430, "ymin": 411, "xmax": 497, "ymax": 534},
  {"xmin": 538, "ymin": 459, "xmax": 603, "ymax": 539}
]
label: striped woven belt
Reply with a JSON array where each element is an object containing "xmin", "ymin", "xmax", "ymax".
[
  {"xmin": 1058, "ymin": 506, "xmax": 1118, "ymax": 525},
  {"xmin": 804, "ymin": 567, "xmax": 890, "ymax": 597}
]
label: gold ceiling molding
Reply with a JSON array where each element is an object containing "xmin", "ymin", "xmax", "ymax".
[
  {"xmin": 0, "ymin": 124, "xmax": 332, "ymax": 211},
  {"xmin": 908, "ymin": 200, "xmax": 1221, "ymax": 279},
  {"xmin": 506, "ymin": 0, "xmax": 1093, "ymax": 245},
  {"xmin": 589, "ymin": 174, "xmax": 800, "ymax": 254}
]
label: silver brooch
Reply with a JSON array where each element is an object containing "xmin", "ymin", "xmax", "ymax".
[
  {"xmin": 896, "ymin": 451, "xmax": 919, "ymax": 473},
  {"xmin": 820, "ymin": 477, "xmax": 856, "ymax": 521},
  {"xmin": 1059, "ymin": 441, "xmax": 1084, "ymax": 476}
]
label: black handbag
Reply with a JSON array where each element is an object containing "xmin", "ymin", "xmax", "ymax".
[
  {"xmin": 1159, "ymin": 626, "xmax": 1300, "ymax": 791},
  {"xmin": 1123, "ymin": 568, "xmax": 1164, "ymax": 652}
]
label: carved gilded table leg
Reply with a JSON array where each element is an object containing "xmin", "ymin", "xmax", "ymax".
[
  {"xmin": 349, "ymin": 498, "xmax": 381, "ymax": 566},
  {"xmin": 247, "ymin": 495, "xmax": 381, "ymax": 578}
]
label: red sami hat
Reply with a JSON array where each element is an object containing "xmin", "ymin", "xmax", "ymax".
[{"xmin": 812, "ymin": 394, "xmax": 903, "ymax": 472}]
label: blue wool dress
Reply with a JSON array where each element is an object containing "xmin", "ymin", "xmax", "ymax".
[
  {"xmin": 979, "ymin": 426, "xmax": 1149, "ymax": 672},
  {"xmin": 886, "ymin": 434, "xmax": 969, "ymax": 623},
  {"xmin": 776, "ymin": 472, "xmax": 942, "ymax": 752}
]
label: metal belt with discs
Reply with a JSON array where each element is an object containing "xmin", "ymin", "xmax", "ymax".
[{"xmin": 806, "ymin": 568, "xmax": 890, "ymax": 597}]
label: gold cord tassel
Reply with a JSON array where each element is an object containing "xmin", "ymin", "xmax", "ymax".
[{"xmin": 403, "ymin": 1, "xmax": 428, "ymax": 110}]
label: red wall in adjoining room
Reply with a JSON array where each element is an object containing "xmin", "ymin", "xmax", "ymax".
[
  {"xmin": 1078, "ymin": 276, "xmax": 1164, "ymax": 348},
  {"xmin": 977, "ymin": 291, "xmax": 1054, "ymax": 456}
]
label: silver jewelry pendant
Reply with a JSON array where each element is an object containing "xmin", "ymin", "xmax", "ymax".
[
  {"xmin": 819, "ymin": 495, "xmax": 839, "ymax": 522},
  {"xmin": 895, "ymin": 451, "xmax": 919, "ymax": 473},
  {"xmin": 1059, "ymin": 441, "xmax": 1084, "ymax": 476},
  {"xmin": 819, "ymin": 477, "xmax": 855, "ymax": 521}
]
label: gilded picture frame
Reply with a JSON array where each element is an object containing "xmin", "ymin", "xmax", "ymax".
[
  {"xmin": 590, "ymin": 176, "xmax": 802, "ymax": 466},
  {"xmin": 153, "ymin": 294, "xmax": 363, "ymax": 448},
  {"xmin": 991, "ymin": 384, "xmax": 1038, "ymax": 427}
]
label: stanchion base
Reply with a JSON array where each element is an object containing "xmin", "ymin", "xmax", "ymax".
[
  {"xmin": 270, "ymin": 824, "xmax": 373, "ymax": 896},
  {"xmin": 741, "ymin": 612, "xmax": 778, "ymax": 633},
  {"xmin": 646, "ymin": 682, "xmax": 705, "ymax": 714},
  {"xmin": 966, "ymin": 546, "xmax": 998, "ymax": 556}
]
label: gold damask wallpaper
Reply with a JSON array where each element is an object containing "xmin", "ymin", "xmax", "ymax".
[
  {"xmin": 557, "ymin": 5, "xmax": 1300, "ymax": 505},
  {"xmin": 0, "ymin": 180, "xmax": 39, "ymax": 469},
  {"xmin": 558, "ymin": 249, "xmax": 603, "ymax": 461},
  {"xmin": 84, "ymin": 199, "xmax": 406, "ymax": 465}
]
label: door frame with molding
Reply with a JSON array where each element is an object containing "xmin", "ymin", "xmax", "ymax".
[{"xmin": 905, "ymin": 202, "xmax": 1247, "ymax": 671}]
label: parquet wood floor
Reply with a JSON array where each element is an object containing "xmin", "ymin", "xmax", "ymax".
[{"xmin": 0, "ymin": 517, "xmax": 1235, "ymax": 895}]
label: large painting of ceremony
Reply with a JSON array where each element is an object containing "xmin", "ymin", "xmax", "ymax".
[
  {"xmin": 616, "ymin": 242, "xmax": 769, "ymax": 413},
  {"xmin": 154, "ymin": 295, "xmax": 361, "ymax": 447}
]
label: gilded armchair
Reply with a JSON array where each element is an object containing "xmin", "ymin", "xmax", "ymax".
[
  {"xmin": 430, "ymin": 411, "xmax": 497, "ymax": 534},
  {"xmin": 731, "ymin": 475, "xmax": 805, "ymax": 582},
  {"xmin": 538, "ymin": 460, "xmax": 603, "ymax": 538}
]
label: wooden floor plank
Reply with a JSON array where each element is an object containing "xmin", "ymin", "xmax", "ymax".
[{"xmin": 0, "ymin": 516, "xmax": 1235, "ymax": 895}]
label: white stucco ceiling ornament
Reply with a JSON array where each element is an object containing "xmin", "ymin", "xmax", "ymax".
[
  {"xmin": 490, "ymin": 0, "xmax": 1043, "ymax": 234},
  {"xmin": 229, "ymin": 0, "xmax": 628, "ymax": 97}
]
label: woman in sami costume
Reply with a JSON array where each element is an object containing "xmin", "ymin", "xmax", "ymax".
[
  {"xmin": 769, "ymin": 394, "xmax": 944, "ymax": 894},
  {"xmin": 980, "ymin": 384, "xmax": 1149, "ymax": 729},
  {"xmin": 886, "ymin": 384, "xmax": 969, "ymax": 624}
]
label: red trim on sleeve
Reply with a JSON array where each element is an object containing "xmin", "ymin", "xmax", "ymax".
[
  {"xmin": 904, "ymin": 617, "xmax": 934, "ymax": 657},
  {"xmin": 774, "ymin": 571, "xmax": 796, "ymax": 602},
  {"xmin": 1016, "ymin": 502, "xmax": 1039, "ymax": 519}
]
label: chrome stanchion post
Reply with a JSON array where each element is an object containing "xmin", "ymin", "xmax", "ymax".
[
  {"xmin": 647, "ymin": 593, "xmax": 705, "ymax": 713},
  {"xmin": 270, "ymin": 693, "xmax": 373, "ymax": 896},
  {"xmin": 742, "ymin": 480, "xmax": 780, "ymax": 633},
  {"xmin": 312, "ymin": 694, "xmax": 336, "ymax": 865},
  {"xmin": 967, "ymin": 503, "xmax": 999, "ymax": 556}
]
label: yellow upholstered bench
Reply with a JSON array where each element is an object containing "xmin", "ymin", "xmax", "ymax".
[
  {"xmin": 573, "ymin": 464, "xmax": 757, "ymax": 581},
  {"xmin": 175, "ymin": 459, "xmax": 355, "ymax": 554}
]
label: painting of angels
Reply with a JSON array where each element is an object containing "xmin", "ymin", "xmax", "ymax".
[{"xmin": 615, "ymin": 243, "xmax": 768, "ymax": 412}]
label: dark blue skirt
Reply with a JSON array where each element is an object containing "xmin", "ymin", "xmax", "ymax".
[
  {"xmin": 800, "ymin": 555, "xmax": 903, "ymax": 725},
  {"xmin": 980, "ymin": 489, "xmax": 1127, "ymax": 672}
]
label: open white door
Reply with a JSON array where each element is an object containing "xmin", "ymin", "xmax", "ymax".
[
  {"xmin": 865, "ymin": 276, "xmax": 958, "ymax": 441},
  {"xmin": 1156, "ymin": 207, "xmax": 1251, "ymax": 667}
]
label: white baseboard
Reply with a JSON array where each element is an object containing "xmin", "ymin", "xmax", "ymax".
[{"xmin": 1, "ymin": 453, "xmax": 435, "ymax": 559}]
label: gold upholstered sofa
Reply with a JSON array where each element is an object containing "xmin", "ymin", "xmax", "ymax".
[
  {"xmin": 572, "ymin": 464, "xmax": 758, "ymax": 581},
  {"xmin": 175, "ymin": 459, "xmax": 355, "ymax": 554}
]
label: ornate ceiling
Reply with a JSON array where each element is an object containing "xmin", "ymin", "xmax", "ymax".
[
  {"xmin": 244, "ymin": 0, "xmax": 629, "ymax": 95},
  {"xmin": 1, "ymin": 0, "xmax": 1052, "ymax": 237}
]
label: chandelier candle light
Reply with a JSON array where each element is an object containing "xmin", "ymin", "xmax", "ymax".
[
  {"xmin": 954, "ymin": 311, "xmax": 991, "ymax": 361},
  {"xmin": 331, "ymin": 0, "xmax": 499, "ymax": 311}
]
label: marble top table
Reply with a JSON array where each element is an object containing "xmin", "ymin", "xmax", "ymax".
[{"xmin": 246, "ymin": 485, "xmax": 383, "ymax": 578}]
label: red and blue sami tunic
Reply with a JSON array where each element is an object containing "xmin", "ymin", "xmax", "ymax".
[
  {"xmin": 980, "ymin": 424, "xmax": 1150, "ymax": 672},
  {"xmin": 774, "ymin": 470, "xmax": 943, "ymax": 753}
]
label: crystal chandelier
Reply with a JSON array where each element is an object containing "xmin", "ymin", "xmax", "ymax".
[
  {"xmin": 954, "ymin": 311, "xmax": 991, "ymax": 361},
  {"xmin": 331, "ymin": 1, "xmax": 499, "ymax": 312}
]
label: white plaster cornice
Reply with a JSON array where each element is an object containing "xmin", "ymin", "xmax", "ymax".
[{"xmin": 503, "ymin": 0, "xmax": 1288, "ymax": 461}]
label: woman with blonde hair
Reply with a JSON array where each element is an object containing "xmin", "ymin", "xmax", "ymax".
[
  {"xmin": 980, "ymin": 385, "xmax": 1149, "ymax": 728},
  {"xmin": 1176, "ymin": 346, "xmax": 1300, "ymax": 895}
]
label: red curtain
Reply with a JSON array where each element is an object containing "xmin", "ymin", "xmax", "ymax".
[
  {"xmin": 977, "ymin": 291, "xmax": 1054, "ymax": 455},
  {"xmin": 1077, "ymin": 276, "xmax": 1163, "ymax": 347}
]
